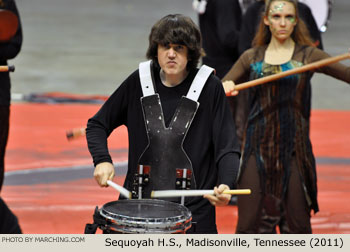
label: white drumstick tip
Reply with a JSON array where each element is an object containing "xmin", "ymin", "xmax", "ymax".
[{"xmin": 107, "ymin": 180, "xmax": 131, "ymax": 199}]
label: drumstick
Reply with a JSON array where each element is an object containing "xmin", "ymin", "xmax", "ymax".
[
  {"xmin": 107, "ymin": 180, "xmax": 131, "ymax": 199},
  {"xmin": 0, "ymin": 65, "xmax": 15, "ymax": 72},
  {"xmin": 66, "ymin": 127, "xmax": 86, "ymax": 140},
  {"xmin": 227, "ymin": 52, "xmax": 350, "ymax": 93},
  {"xmin": 151, "ymin": 189, "xmax": 251, "ymax": 198}
]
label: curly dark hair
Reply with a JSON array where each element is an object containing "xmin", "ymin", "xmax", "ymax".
[{"xmin": 146, "ymin": 14, "xmax": 202, "ymax": 71}]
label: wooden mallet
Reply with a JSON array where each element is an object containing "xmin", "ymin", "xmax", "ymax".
[
  {"xmin": 226, "ymin": 52, "xmax": 350, "ymax": 94},
  {"xmin": 66, "ymin": 127, "xmax": 86, "ymax": 140},
  {"xmin": 0, "ymin": 65, "xmax": 15, "ymax": 72}
]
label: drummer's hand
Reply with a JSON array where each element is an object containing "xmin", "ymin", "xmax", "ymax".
[
  {"xmin": 223, "ymin": 80, "xmax": 239, "ymax": 96},
  {"xmin": 203, "ymin": 184, "xmax": 231, "ymax": 207},
  {"xmin": 94, "ymin": 162, "xmax": 115, "ymax": 187}
]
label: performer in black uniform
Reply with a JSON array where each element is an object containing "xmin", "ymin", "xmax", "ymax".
[
  {"xmin": 86, "ymin": 14, "xmax": 241, "ymax": 234},
  {"xmin": 238, "ymin": 0, "xmax": 323, "ymax": 55},
  {"xmin": 196, "ymin": 0, "xmax": 242, "ymax": 78},
  {"xmin": 0, "ymin": 0, "xmax": 22, "ymax": 192},
  {"xmin": 0, "ymin": 0, "xmax": 22, "ymax": 234}
]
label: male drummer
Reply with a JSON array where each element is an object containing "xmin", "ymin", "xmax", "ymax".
[{"xmin": 86, "ymin": 14, "xmax": 241, "ymax": 234}]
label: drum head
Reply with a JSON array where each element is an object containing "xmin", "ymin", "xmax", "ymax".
[
  {"xmin": 0, "ymin": 10, "xmax": 19, "ymax": 42},
  {"xmin": 100, "ymin": 199, "xmax": 192, "ymax": 233}
]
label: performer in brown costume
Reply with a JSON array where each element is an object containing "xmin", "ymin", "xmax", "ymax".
[{"xmin": 223, "ymin": 0, "xmax": 350, "ymax": 233}]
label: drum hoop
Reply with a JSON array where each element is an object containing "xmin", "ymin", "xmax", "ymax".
[{"xmin": 104, "ymin": 219, "xmax": 192, "ymax": 234}]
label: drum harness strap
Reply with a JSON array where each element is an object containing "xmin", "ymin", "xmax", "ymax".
[{"xmin": 135, "ymin": 60, "xmax": 214, "ymax": 203}]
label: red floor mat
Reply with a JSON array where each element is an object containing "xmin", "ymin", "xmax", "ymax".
[
  {"xmin": 2, "ymin": 103, "xmax": 350, "ymax": 233},
  {"xmin": 6, "ymin": 103, "xmax": 128, "ymax": 171},
  {"xmin": 3, "ymin": 164, "xmax": 349, "ymax": 234},
  {"xmin": 6, "ymin": 105, "xmax": 349, "ymax": 171}
]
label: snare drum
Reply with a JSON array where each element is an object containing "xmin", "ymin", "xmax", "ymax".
[
  {"xmin": 98, "ymin": 199, "xmax": 192, "ymax": 234},
  {"xmin": 299, "ymin": 0, "xmax": 333, "ymax": 32}
]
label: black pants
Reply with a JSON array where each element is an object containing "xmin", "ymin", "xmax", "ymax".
[
  {"xmin": 0, "ymin": 106, "xmax": 10, "ymax": 192},
  {"xmin": 236, "ymin": 155, "xmax": 312, "ymax": 233},
  {"xmin": 0, "ymin": 197, "xmax": 22, "ymax": 234}
]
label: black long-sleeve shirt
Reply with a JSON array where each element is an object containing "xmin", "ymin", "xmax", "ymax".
[
  {"xmin": 199, "ymin": 0, "xmax": 242, "ymax": 78},
  {"xmin": 86, "ymin": 64, "xmax": 241, "ymax": 232}
]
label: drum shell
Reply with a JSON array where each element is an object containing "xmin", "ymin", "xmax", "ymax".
[{"xmin": 98, "ymin": 199, "xmax": 192, "ymax": 234}]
